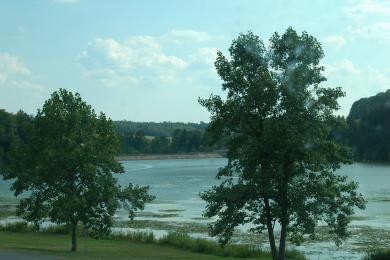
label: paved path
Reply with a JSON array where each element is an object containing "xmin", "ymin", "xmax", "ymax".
[{"xmin": 0, "ymin": 250, "xmax": 59, "ymax": 260}]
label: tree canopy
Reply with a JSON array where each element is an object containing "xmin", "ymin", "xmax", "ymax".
[
  {"xmin": 2, "ymin": 89, "xmax": 154, "ymax": 251},
  {"xmin": 200, "ymin": 28, "xmax": 365, "ymax": 260}
]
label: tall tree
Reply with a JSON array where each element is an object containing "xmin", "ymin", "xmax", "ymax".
[
  {"xmin": 199, "ymin": 28, "xmax": 365, "ymax": 260},
  {"xmin": 3, "ymin": 89, "xmax": 154, "ymax": 251}
]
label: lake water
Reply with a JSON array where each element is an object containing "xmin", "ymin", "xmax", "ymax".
[{"xmin": 1, "ymin": 158, "xmax": 390, "ymax": 259}]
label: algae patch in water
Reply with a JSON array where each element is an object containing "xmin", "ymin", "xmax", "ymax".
[
  {"xmin": 158, "ymin": 209, "xmax": 186, "ymax": 213},
  {"xmin": 116, "ymin": 220, "xmax": 210, "ymax": 234},
  {"xmin": 135, "ymin": 211, "xmax": 179, "ymax": 218}
]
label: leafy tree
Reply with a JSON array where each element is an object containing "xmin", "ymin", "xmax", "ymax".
[
  {"xmin": 170, "ymin": 129, "xmax": 187, "ymax": 152},
  {"xmin": 134, "ymin": 130, "xmax": 148, "ymax": 152},
  {"xmin": 150, "ymin": 135, "xmax": 170, "ymax": 153},
  {"xmin": 199, "ymin": 28, "xmax": 366, "ymax": 260},
  {"xmin": 3, "ymin": 89, "xmax": 154, "ymax": 251}
]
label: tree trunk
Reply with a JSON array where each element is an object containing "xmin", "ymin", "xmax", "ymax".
[
  {"xmin": 71, "ymin": 224, "xmax": 77, "ymax": 252},
  {"xmin": 264, "ymin": 197, "xmax": 278, "ymax": 260},
  {"xmin": 278, "ymin": 161, "xmax": 290, "ymax": 260},
  {"xmin": 278, "ymin": 216, "xmax": 287, "ymax": 260}
]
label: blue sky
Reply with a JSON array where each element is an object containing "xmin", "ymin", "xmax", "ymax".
[{"xmin": 0, "ymin": 0, "xmax": 389, "ymax": 122}]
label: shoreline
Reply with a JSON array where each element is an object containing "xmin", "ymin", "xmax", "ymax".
[{"xmin": 115, "ymin": 152, "xmax": 225, "ymax": 161}]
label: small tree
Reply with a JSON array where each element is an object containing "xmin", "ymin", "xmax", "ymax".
[
  {"xmin": 199, "ymin": 28, "xmax": 365, "ymax": 260},
  {"xmin": 3, "ymin": 89, "xmax": 154, "ymax": 251}
]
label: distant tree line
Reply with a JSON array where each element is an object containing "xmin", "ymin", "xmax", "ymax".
[
  {"xmin": 114, "ymin": 120, "xmax": 208, "ymax": 136},
  {"xmin": 0, "ymin": 111, "xmax": 224, "ymax": 160},
  {"xmin": 116, "ymin": 128, "xmax": 224, "ymax": 155},
  {"xmin": 2, "ymin": 89, "xmax": 390, "ymax": 160}
]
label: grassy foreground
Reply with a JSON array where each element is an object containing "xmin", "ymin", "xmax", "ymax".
[
  {"xmin": 0, "ymin": 222, "xmax": 306, "ymax": 259},
  {"xmin": 0, "ymin": 231, "xmax": 256, "ymax": 260}
]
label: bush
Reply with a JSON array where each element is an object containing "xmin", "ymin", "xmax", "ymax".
[
  {"xmin": 159, "ymin": 232, "xmax": 269, "ymax": 258},
  {"xmin": 0, "ymin": 222, "xmax": 36, "ymax": 232},
  {"xmin": 111, "ymin": 231, "xmax": 155, "ymax": 243},
  {"xmin": 43, "ymin": 224, "xmax": 71, "ymax": 235}
]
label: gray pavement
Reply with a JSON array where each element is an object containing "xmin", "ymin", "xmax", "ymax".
[{"xmin": 0, "ymin": 250, "xmax": 59, "ymax": 260}]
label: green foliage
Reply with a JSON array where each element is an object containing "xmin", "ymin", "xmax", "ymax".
[
  {"xmin": 114, "ymin": 121, "xmax": 208, "ymax": 137},
  {"xmin": 199, "ymin": 28, "xmax": 366, "ymax": 260},
  {"xmin": 0, "ymin": 109, "xmax": 33, "ymax": 176},
  {"xmin": 364, "ymin": 250, "xmax": 390, "ymax": 260},
  {"xmin": 346, "ymin": 89, "xmax": 390, "ymax": 162},
  {"xmin": 117, "ymin": 128, "xmax": 216, "ymax": 155},
  {"xmin": 2, "ymin": 89, "xmax": 154, "ymax": 250}
]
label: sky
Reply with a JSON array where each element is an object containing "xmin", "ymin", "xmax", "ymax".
[{"xmin": 0, "ymin": 0, "xmax": 389, "ymax": 122}]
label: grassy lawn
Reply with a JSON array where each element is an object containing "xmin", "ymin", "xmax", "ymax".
[{"xmin": 0, "ymin": 231, "xmax": 273, "ymax": 260}]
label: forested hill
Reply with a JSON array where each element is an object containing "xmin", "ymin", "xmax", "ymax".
[
  {"xmin": 346, "ymin": 89, "xmax": 390, "ymax": 162},
  {"xmin": 113, "ymin": 121, "xmax": 221, "ymax": 154},
  {"xmin": 114, "ymin": 121, "xmax": 208, "ymax": 136}
]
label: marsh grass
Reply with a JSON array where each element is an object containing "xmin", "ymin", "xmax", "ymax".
[
  {"xmin": 0, "ymin": 210, "xmax": 15, "ymax": 218},
  {"xmin": 159, "ymin": 232, "xmax": 266, "ymax": 258},
  {"xmin": 111, "ymin": 231, "xmax": 156, "ymax": 243}
]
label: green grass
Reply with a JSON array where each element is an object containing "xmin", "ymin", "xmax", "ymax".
[
  {"xmin": 0, "ymin": 222, "xmax": 306, "ymax": 259},
  {"xmin": 0, "ymin": 231, "xmax": 241, "ymax": 259}
]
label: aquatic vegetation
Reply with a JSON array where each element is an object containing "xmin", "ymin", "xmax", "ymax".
[
  {"xmin": 0, "ymin": 210, "xmax": 15, "ymax": 218},
  {"xmin": 190, "ymin": 217, "xmax": 210, "ymax": 221},
  {"xmin": 158, "ymin": 209, "xmax": 186, "ymax": 213},
  {"xmin": 117, "ymin": 219, "xmax": 210, "ymax": 233},
  {"xmin": 135, "ymin": 211, "xmax": 179, "ymax": 218}
]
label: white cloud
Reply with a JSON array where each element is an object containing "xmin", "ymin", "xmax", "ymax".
[
  {"xmin": 323, "ymin": 59, "xmax": 360, "ymax": 76},
  {"xmin": 324, "ymin": 35, "xmax": 347, "ymax": 47},
  {"xmin": 80, "ymin": 37, "xmax": 187, "ymax": 71},
  {"xmin": 79, "ymin": 31, "xmax": 221, "ymax": 88},
  {"xmin": 0, "ymin": 52, "xmax": 43, "ymax": 93},
  {"xmin": 190, "ymin": 47, "xmax": 219, "ymax": 66},
  {"xmin": 345, "ymin": 0, "xmax": 390, "ymax": 17},
  {"xmin": 350, "ymin": 22, "xmax": 390, "ymax": 41}
]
